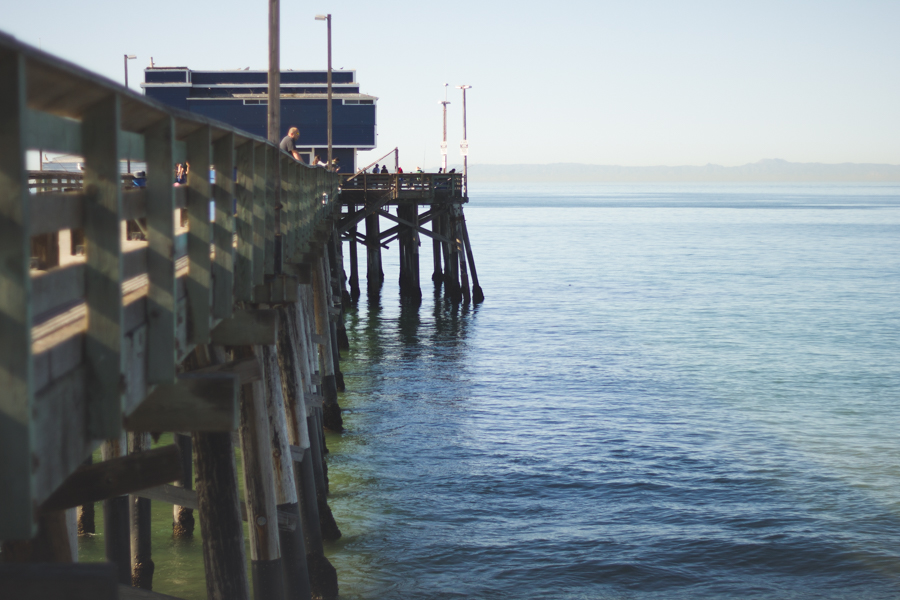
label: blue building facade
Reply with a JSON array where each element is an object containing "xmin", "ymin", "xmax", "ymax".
[{"xmin": 142, "ymin": 67, "xmax": 377, "ymax": 172}]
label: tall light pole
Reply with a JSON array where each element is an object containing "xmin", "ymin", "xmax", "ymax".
[
  {"xmin": 315, "ymin": 14, "xmax": 333, "ymax": 165},
  {"xmin": 268, "ymin": 0, "xmax": 280, "ymax": 144},
  {"xmin": 124, "ymin": 54, "xmax": 136, "ymax": 173},
  {"xmin": 440, "ymin": 84, "xmax": 450, "ymax": 172},
  {"xmin": 457, "ymin": 85, "xmax": 471, "ymax": 197}
]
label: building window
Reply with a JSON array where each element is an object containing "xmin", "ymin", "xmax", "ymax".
[
  {"xmin": 343, "ymin": 99, "xmax": 374, "ymax": 105},
  {"xmin": 243, "ymin": 99, "xmax": 268, "ymax": 105}
]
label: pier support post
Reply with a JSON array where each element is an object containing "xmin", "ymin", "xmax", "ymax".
[
  {"xmin": 313, "ymin": 255, "xmax": 343, "ymax": 432},
  {"xmin": 172, "ymin": 433, "xmax": 194, "ymax": 538},
  {"xmin": 276, "ymin": 302, "xmax": 338, "ymax": 599},
  {"xmin": 189, "ymin": 346, "xmax": 251, "ymax": 600},
  {"xmin": 236, "ymin": 347, "xmax": 286, "ymax": 600},
  {"xmin": 459, "ymin": 209, "xmax": 484, "ymax": 303},
  {"xmin": 321, "ymin": 241, "xmax": 346, "ymax": 391},
  {"xmin": 431, "ymin": 204, "xmax": 443, "ymax": 285},
  {"xmin": 348, "ymin": 205, "xmax": 361, "ymax": 300},
  {"xmin": 128, "ymin": 432, "xmax": 154, "ymax": 590},
  {"xmin": 453, "ymin": 206, "xmax": 471, "ymax": 304},
  {"xmin": 444, "ymin": 212, "xmax": 461, "ymax": 303},
  {"xmin": 255, "ymin": 343, "xmax": 313, "ymax": 600},
  {"xmin": 77, "ymin": 456, "xmax": 95, "ymax": 536},
  {"xmin": 101, "ymin": 438, "xmax": 131, "ymax": 585},
  {"xmin": 397, "ymin": 204, "xmax": 422, "ymax": 302},
  {"xmin": 364, "ymin": 212, "xmax": 383, "ymax": 288}
]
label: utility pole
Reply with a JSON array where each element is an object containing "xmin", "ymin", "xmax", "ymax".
[
  {"xmin": 124, "ymin": 54, "xmax": 136, "ymax": 173},
  {"xmin": 457, "ymin": 85, "xmax": 471, "ymax": 197},
  {"xmin": 315, "ymin": 14, "xmax": 333, "ymax": 164},
  {"xmin": 268, "ymin": 0, "xmax": 280, "ymax": 144}
]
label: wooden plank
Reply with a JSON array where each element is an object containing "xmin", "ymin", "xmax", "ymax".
[
  {"xmin": 82, "ymin": 93, "xmax": 124, "ymax": 438},
  {"xmin": 145, "ymin": 115, "xmax": 177, "ymax": 384},
  {"xmin": 23, "ymin": 107, "xmax": 83, "ymax": 154},
  {"xmin": 40, "ymin": 445, "xmax": 183, "ymax": 512},
  {"xmin": 376, "ymin": 208, "xmax": 452, "ymax": 243},
  {"xmin": 212, "ymin": 132, "xmax": 234, "ymax": 319},
  {"xmin": 252, "ymin": 142, "xmax": 267, "ymax": 287},
  {"xmin": 186, "ymin": 125, "xmax": 211, "ymax": 344},
  {"xmin": 0, "ymin": 49, "xmax": 35, "ymax": 541},
  {"xmin": 124, "ymin": 372, "xmax": 238, "ymax": 432},
  {"xmin": 210, "ymin": 308, "xmax": 277, "ymax": 346},
  {"xmin": 234, "ymin": 140, "xmax": 254, "ymax": 301},
  {"xmin": 0, "ymin": 563, "xmax": 118, "ymax": 599}
]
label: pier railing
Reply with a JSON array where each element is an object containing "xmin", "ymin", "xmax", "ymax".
[
  {"xmin": 340, "ymin": 172, "xmax": 465, "ymax": 202},
  {"xmin": 0, "ymin": 32, "xmax": 341, "ymax": 541}
]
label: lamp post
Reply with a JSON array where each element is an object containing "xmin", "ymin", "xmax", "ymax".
[
  {"xmin": 440, "ymin": 83, "xmax": 450, "ymax": 173},
  {"xmin": 457, "ymin": 85, "xmax": 471, "ymax": 197},
  {"xmin": 315, "ymin": 14, "xmax": 333, "ymax": 165},
  {"xmin": 124, "ymin": 54, "xmax": 136, "ymax": 173}
]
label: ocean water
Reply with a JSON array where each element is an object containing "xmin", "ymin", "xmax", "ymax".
[
  {"xmin": 327, "ymin": 183, "xmax": 900, "ymax": 599},
  {"xmin": 78, "ymin": 182, "xmax": 900, "ymax": 599}
]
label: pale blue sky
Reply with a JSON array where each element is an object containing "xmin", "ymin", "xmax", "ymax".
[{"xmin": 4, "ymin": 0, "xmax": 899, "ymax": 168}]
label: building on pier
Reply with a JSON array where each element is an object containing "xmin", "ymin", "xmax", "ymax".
[{"xmin": 142, "ymin": 67, "xmax": 377, "ymax": 171}]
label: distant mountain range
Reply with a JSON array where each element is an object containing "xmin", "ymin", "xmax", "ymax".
[{"xmin": 461, "ymin": 159, "xmax": 900, "ymax": 183}]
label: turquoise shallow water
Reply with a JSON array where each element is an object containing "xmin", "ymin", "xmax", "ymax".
[
  {"xmin": 328, "ymin": 183, "xmax": 900, "ymax": 599},
  {"xmin": 79, "ymin": 182, "xmax": 900, "ymax": 599}
]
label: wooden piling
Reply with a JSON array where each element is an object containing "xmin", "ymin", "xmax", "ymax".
[
  {"xmin": 348, "ymin": 204, "xmax": 361, "ymax": 300},
  {"xmin": 172, "ymin": 434, "xmax": 194, "ymax": 538},
  {"xmin": 398, "ymin": 204, "xmax": 422, "ymax": 302},
  {"xmin": 236, "ymin": 349, "xmax": 286, "ymax": 600},
  {"xmin": 431, "ymin": 204, "xmax": 443, "ymax": 284},
  {"xmin": 365, "ymin": 212, "xmax": 383, "ymax": 288},
  {"xmin": 256, "ymin": 343, "xmax": 313, "ymax": 600},
  {"xmin": 312, "ymin": 255, "xmax": 343, "ymax": 432},
  {"xmin": 190, "ymin": 345, "xmax": 250, "ymax": 600},
  {"xmin": 128, "ymin": 432, "xmax": 154, "ymax": 590},
  {"xmin": 77, "ymin": 456, "xmax": 95, "ymax": 535},
  {"xmin": 454, "ymin": 207, "xmax": 471, "ymax": 304},
  {"xmin": 101, "ymin": 438, "xmax": 132, "ymax": 585},
  {"xmin": 459, "ymin": 211, "xmax": 484, "ymax": 303}
]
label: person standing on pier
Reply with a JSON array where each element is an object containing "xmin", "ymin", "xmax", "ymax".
[{"xmin": 280, "ymin": 127, "xmax": 304, "ymax": 163}]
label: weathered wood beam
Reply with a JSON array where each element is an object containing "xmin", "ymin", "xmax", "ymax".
[
  {"xmin": 210, "ymin": 309, "xmax": 277, "ymax": 346},
  {"xmin": 376, "ymin": 208, "xmax": 451, "ymax": 243},
  {"xmin": 0, "ymin": 50, "xmax": 35, "ymax": 541},
  {"xmin": 0, "ymin": 563, "xmax": 118, "ymax": 599},
  {"xmin": 39, "ymin": 445, "xmax": 182, "ymax": 512},
  {"xmin": 123, "ymin": 372, "xmax": 238, "ymax": 432},
  {"xmin": 253, "ymin": 274, "xmax": 299, "ymax": 304}
]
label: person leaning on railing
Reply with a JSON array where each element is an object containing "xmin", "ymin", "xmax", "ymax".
[{"xmin": 280, "ymin": 127, "xmax": 304, "ymax": 163}]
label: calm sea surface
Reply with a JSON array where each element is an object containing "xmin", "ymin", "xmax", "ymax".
[{"xmin": 82, "ymin": 183, "xmax": 900, "ymax": 599}]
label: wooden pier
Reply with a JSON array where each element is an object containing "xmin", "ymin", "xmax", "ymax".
[
  {"xmin": 0, "ymin": 31, "xmax": 483, "ymax": 600},
  {"xmin": 338, "ymin": 172, "xmax": 483, "ymax": 303}
]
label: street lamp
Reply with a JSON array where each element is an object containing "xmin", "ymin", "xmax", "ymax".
[
  {"xmin": 440, "ymin": 84, "xmax": 450, "ymax": 173},
  {"xmin": 124, "ymin": 54, "xmax": 136, "ymax": 173},
  {"xmin": 457, "ymin": 85, "xmax": 472, "ymax": 197},
  {"xmin": 315, "ymin": 14, "xmax": 333, "ymax": 165}
]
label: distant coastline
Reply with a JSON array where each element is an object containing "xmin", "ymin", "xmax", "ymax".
[{"xmin": 458, "ymin": 159, "xmax": 900, "ymax": 183}]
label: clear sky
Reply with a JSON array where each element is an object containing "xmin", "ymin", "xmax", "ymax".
[{"xmin": 4, "ymin": 0, "xmax": 900, "ymax": 168}]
